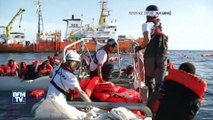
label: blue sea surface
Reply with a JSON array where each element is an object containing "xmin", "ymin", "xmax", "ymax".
[{"xmin": 0, "ymin": 50, "xmax": 213, "ymax": 120}]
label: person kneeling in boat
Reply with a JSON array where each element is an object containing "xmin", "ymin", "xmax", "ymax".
[
  {"xmin": 89, "ymin": 38, "xmax": 118, "ymax": 81},
  {"xmin": 47, "ymin": 51, "xmax": 91, "ymax": 102},
  {"xmin": 154, "ymin": 62, "xmax": 207, "ymax": 120}
]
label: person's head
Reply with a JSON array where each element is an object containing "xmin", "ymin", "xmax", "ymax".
[
  {"xmin": 8, "ymin": 59, "xmax": 15, "ymax": 66},
  {"xmin": 178, "ymin": 62, "xmax": 196, "ymax": 74},
  {"xmin": 145, "ymin": 5, "xmax": 159, "ymax": 22},
  {"xmin": 106, "ymin": 38, "xmax": 117, "ymax": 52},
  {"xmin": 167, "ymin": 59, "xmax": 170, "ymax": 63},
  {"xmin": 66, "ymin": 51, "xmax": 81, "ymax": 71}
]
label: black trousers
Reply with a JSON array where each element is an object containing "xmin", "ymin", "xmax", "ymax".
[{"xmin": 90, "ymin": 63, "xmax": 114, "ymax": 81}]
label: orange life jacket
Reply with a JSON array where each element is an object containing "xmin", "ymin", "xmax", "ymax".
[
  {"xmin": 166, "ymin": 69, "xmax": 207, "ymax": 101},
  {"xmin": 40, "ymin": 63, "xmax": 53, "ymax": 76},
  {"xmin": 32, "ymin": 61, "xmax": 41, "ymax": 72},
  {"xmin": 4, "ymin": 64, "xmax": 18, "ymax": 76}
]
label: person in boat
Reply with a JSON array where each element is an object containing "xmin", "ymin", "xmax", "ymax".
[
  {"xmin": 89, "ymin": 38, "xmax": 118, "ymax": 81},
  {"xmin": 3, "ymin": 59, "xmax": 19, "ymax": 76},
  {"xmin": 19, "ymin": 61, "xmax": 28, "ymax": 80},
  {"xmin": 36, "ymin": 61, "xmax": 53, "ymax": 78},
  {"xmin": 135, "ymin": 5, "xmax": 168, "ymax": 105},
  {"xmin": 24, "ymin": 60, "xmax": 41, "ymax": 80},
  {"xmin": 121, "ymin": 65, "xmax": 134, "ymax": 78},
  {"xmin": 166, "ymin": 59, "xmax": 174, "ymax": 71},
  {"xmin": 47, "ymin": 51, "xmax": 91, "ymax": 102},
  {"xmin": 47, "ymin": 56, "xmax": 53, "ymax": 65},
  {"xmin": 52, "ymin": 52, "xmax": 61, "ymax": 67},
  {"xmin": 154, "ymin": 62, "xmax": 207, "ymax": 120}
]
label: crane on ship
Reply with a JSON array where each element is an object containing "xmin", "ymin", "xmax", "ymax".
[
  {"xmin": 99, "ymin": 0, "xmax": 110, "ymax": 26},
  {"xmin": 36, "ymin": 0, "xmax": 44, "ymax": 41},
  {"xmin": 0, "ymin": 8, "xmax": 25, "ymax": 40}
]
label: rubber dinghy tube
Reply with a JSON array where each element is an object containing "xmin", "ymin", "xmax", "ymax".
[{"xmin": 68, "ymin": 101, "xmax": 152, "ymax": 118}]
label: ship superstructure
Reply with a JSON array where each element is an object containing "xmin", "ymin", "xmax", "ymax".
[{"xmin": 63, "ymin": 0, "xmax": 117, "ymax": 42}]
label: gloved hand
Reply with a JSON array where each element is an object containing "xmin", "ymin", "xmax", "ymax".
[{"xmin": 135, "ymin": 45, "xmax": 142, "ymax": 52}]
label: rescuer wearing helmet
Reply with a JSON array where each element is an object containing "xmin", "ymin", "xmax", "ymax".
[
  {"xmin": 135, "ymin": 5, "xmax": 168, "ymax": 112},
  {"xmin": 89, "ymin": 38, "xmax": 118, "ymax": 81},
  {"xmin": 47, "ymin": 51, "xmax": 91, "ymax": 102}
]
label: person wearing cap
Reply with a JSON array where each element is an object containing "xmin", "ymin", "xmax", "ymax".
[
  {"xmin": 154, "ymin": 62, "xmax": 207, "ymax": 120},
  {"xmin": 89, "ymin": 38, "xmax": 118, "ymax": 81},
  {"xmin": 47, "ymin": 51, "xmax": 91, "ymax": 102},
  {"xmin": 135, "ymin": 5, "xmax": 168, "ymax": 103}
]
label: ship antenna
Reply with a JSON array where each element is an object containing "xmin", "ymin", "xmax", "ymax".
[{"xmin": 99, "ymin": 0, "xmax": 110, "ymax": 26}]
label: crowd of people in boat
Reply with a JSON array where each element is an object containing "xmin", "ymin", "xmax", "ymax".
[{"xmin": 0, "ymin": 52, "xmax": 61, "ymax": 80}]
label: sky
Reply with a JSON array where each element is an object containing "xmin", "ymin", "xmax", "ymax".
[{"xmin": 0, "ymin": 0, "xmax": 213, "ymax": 50}]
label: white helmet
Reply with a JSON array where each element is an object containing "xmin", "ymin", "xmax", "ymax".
[{"xmin": 66, "ymin": 51, "xmax": 80, "ymax": 62}]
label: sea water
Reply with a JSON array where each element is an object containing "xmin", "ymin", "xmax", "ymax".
[{"xmin": 0, "ymin": 50, "xmax": 212, "ymax": 120}]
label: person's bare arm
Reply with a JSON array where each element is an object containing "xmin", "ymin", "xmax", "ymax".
[
  {"xmin": 97, "ymin": 64, "xmax": 103, "ymax": 80},
  {"xmin": 75, "ymin": 86, "xmax": 91, "ymax": 102},
  {"xmin": 140, "ymin": 31, "xmax": 151, "ymax": 48}
]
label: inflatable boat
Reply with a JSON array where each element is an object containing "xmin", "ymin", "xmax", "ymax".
[{"xmin": 0, "ymin": 76, "xmax": 51, "ymax": 91}]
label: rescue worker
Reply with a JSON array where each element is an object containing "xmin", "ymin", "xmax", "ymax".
[
  {"xmin": 89, "ymin": 38, "xmax": 118, "ymax": 81},
  {"xmin": 47, "ymin": 51, "xmax": 91, "ymax": 102},
  {"xmin": 155, "ymin": 62, "xmax": 207, "ymax": 120},
  {"xmin": 135, "ymin": 5, "xmax": 168, "ymax": 109},
  {"xmin": 34, "ymin": 51, "xmax": 91, "ymax": 119}
]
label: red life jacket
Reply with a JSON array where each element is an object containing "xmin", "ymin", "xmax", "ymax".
[
  {"xmin": 40, "ymin": 63, "xmax": 53, "ymax": 76},
  {"xmin": 166, "ymin": 69, "xmax": 207, "ymax": 101},
  {"xmin": 4, "ymin": 64, "xmax": 18, "ymax": 76},
  {"xmin": 32, "ymin": 61, "xmax": 41, "ymax": 72}
]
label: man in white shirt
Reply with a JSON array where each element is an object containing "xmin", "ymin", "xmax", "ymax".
[
  {"xmin": 136, "ymin": 5, "xmax": 168, "ymax": 110},
  {"xmin": 89, "ymin": 38, "xmax": 118, "ymax": 81},
  {"xmin": 47, "ymin": 51, "xmax": 91, "ymax": 102}
]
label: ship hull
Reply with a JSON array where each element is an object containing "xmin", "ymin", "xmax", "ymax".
[{"xmin": 0, "ymin": 39, "xmax": 142, "ymax": 53}]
